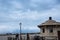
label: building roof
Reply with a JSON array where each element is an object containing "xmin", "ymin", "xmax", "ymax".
[{"xmin": 38, "ymin": 17, "xmax": 60, "ymax": 27}]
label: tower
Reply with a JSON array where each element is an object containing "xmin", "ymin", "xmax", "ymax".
[{"xmin": 38, "ymin": 17, "xmax": 60, "ymax": 40}]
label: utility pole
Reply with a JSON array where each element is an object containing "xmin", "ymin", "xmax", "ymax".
[{"xmin": 19, "ymin": 22, "xmax": 22, "ymax": 40}]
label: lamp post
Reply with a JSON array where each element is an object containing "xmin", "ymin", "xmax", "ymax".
[{"xmin": 19, "ymin": 22, "xmax": 22, "ymax": 40}]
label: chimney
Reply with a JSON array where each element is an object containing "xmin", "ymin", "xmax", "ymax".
[{"xmin": 49, "ymin": 17, "xmax": 52, "ymax": 20}]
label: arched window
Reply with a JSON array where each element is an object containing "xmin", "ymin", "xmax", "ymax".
[
  {"xmin": 49, "ymin": 28, "xmax": 53, "ymax": 33},
  {"xmin": 42, "ymin": 28, "xmax": 45, "ymax": 33},
  {"xmin": 47, "ymin": 25, "xmax": 53, "ymax": 33}
]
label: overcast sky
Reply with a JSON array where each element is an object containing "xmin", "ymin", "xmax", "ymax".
[{"xmin": 0, "ymin": 0, "xmax": 60, "ymax": 34}]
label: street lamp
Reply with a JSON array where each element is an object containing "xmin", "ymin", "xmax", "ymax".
[{"xmin": 19, "ymin": 22, "xmax": 22, "ymax": 40}]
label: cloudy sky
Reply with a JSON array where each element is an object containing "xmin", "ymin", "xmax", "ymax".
[{"xmin": 0, "ymin": 0, "xmax": 60, "ymax": 34}]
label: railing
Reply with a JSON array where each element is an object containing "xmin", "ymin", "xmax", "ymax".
[
  {"xmin": 0, "ymin": 35, "xmax": 58, "ymax": 40},
  {"xmin": 7, "ymin": 36, "xmax": 58, "ymax": 40}
]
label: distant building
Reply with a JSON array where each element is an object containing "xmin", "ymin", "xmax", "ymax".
[{"xmin": 38, "ymin": 17, "xmax": 60, "ymax": 40}]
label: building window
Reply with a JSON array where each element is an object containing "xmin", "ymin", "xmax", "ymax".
[
  {"xmin": 50, "ymin": 29, "xmax": 53, "ymax": 33},
  {"xmin": 42, "ymin": 28, "xmax": 45, "ymax": 33},
  {"xmin": 49, "ymin": 28, "xmax": 53, "ymax": 33},
  {"xmin": 47, "ymin": 26, "xmax": 53, "ymax": 33}
]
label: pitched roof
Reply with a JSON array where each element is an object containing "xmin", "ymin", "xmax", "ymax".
[{"xmin": 38, "ymin": 17, "xmax": 60, "ymax": 27}]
